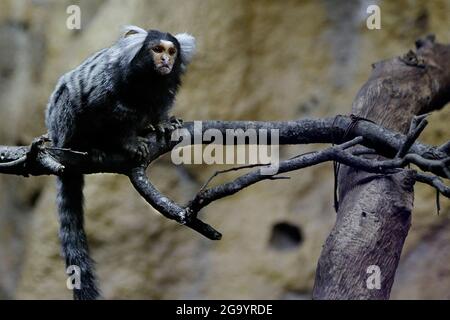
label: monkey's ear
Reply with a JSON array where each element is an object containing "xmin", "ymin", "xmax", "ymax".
[
  {"xmin": 175, "ymin": 33, "xmax": 197, "ymax": 65},
  {"xmin": 122, "ymin": 25, "xmax": 147, "ymax": 38}
]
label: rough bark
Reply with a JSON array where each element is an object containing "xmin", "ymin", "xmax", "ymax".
[{"xmin": 313, "ymin": 35, "xmax": 450, "ymax": 299}]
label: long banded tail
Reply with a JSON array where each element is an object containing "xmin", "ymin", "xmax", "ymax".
[{"xmin": 56, "ymin": 174, "xmax": 100, "ymax": 300}]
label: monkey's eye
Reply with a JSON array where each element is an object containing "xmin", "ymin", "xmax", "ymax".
[
  {"xmin": 152, "ymin": 46, "xmax": 164, "ymax": 53},
  {"xmin": 168, "ymin": 47, "xmax": 177, "ymax": 56}
]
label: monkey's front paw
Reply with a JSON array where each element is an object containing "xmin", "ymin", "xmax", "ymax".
[
  {"xmin": 145, "ymin": 117, "xmax": 184, "ymax": 134},
  {"xmin": 169, "ymin": 116, "xmax": 183, "ymax": 128},
  {"xmin": 123, "ymin": 137, "xmax": 150, "ymax": 162}
]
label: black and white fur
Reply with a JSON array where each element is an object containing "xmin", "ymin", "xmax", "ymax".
[{"xmin": 45, "ymin": 26, "xmax": 196, "ymax": 300}]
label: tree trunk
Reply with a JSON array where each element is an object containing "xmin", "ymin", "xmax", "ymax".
[{"xmin": 312, "ymin": 35, "xmax": 450, "ymax": 299}]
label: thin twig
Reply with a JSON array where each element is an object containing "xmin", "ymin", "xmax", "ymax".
[
  {"xmin": 396, "ymin": 114, "xmax": 429, "ymax": 158},
  {"xmin": 46, "ymin": 147, "xmax": 89, "ymax": 156},
  {"xmin": 199, "ymin": 163, "xmax": 267, "ymax": 192},
  {"xmin": 415, "ymin": 172, "xmax": 450, "ymax": 197}
]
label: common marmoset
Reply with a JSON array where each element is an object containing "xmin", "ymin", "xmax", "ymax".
[{"xmin": 45, "ymin": 26, "xmax": 196, "ymax": 300}]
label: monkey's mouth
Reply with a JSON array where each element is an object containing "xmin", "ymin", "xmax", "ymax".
[{"xmin": 157, "ymin": 64, "xmax": 172, "ymax": 75}]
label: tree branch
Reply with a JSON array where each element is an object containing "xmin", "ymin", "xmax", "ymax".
[
  {"xmin": 0, "ymin": 115, "xmax": 448, "ymax": 239},
  {"xmin": 1, "ymin": 116, "xmax": 448, "ymax": 175},
  {"xmin": 128, "ymin": 167, "xmax": 222, "ymax": 240}
]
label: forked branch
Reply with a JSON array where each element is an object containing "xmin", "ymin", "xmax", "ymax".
[{"xmin": 0, "ymin": 114, "xmax": 448, "ymax": 239}]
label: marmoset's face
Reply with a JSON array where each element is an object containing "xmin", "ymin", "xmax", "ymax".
[{"xmin": 150, "ymin": 40, "xmax": 177, "ymax": 75}]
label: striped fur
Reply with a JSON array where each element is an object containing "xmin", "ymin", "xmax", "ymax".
[{"xmin": 45, "ymin": 26, "xmax": 196, "ymax": 300}]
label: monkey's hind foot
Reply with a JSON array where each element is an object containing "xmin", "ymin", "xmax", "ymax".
[
  {"xmin": 123, "ymin": 137, "xmax": 150, "ymax": 163},
  {"xmin": 146, "ymin": 117, "xmax": 184, "ymax": 134},
  {"xmin": 91, "ymin": 149, "xmax": 107, "ymax": 163}
]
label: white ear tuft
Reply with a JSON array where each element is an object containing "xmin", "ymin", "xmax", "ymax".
[
  {"xmin": 113, "ymin": 25, "xmax": 148, "ymax": 66},
  {"xmin": 175, "ymin": 33, "xmax": 197, "ymax": 65}
]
